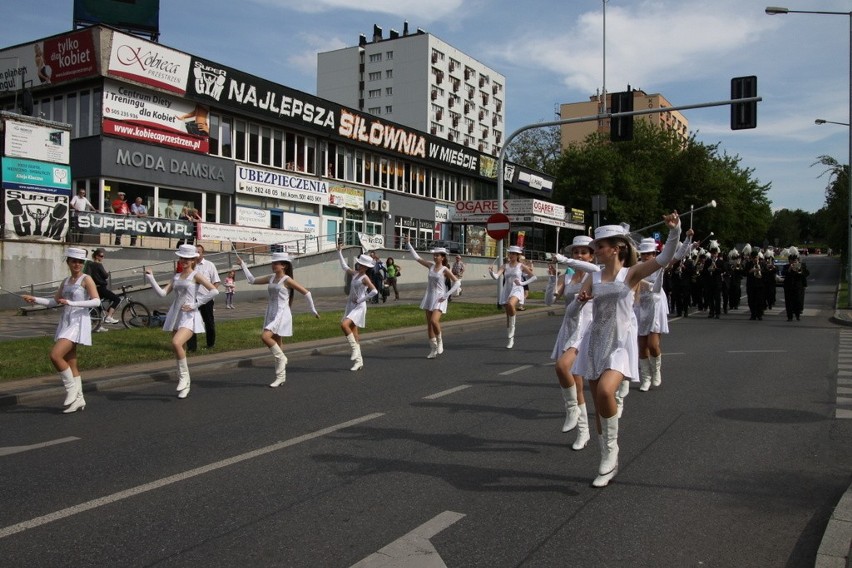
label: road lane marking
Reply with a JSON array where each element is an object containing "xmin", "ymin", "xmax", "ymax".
[
  {"xmin": 350, "ymin": 511, "xmax": 465, "ymax": 568},
  {"xmin": 0, "ymin": 413, "xmax": 385, "ymax": 540},
  {"xmin": 423, "ymin": 385, "xmax": 471, "ymax": 400},
  {"xmin": 0, "ymin": 437, "xmax": 80, "ymax": 457},
  {"xmin": 726, "ymin": 350, "xmax": 787, "ymax": 353},
  {"xmin": 500, "ymin": 365, "xmax": 533, "ymax": 376}
]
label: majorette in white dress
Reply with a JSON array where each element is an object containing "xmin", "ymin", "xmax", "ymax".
[
  {"xmin": 162, "ymin": 270, "xmax": 206, "ymax": 333},
  {"xmin": 54, "ymin": 274, "xmax": 94, "ymax": 346}
]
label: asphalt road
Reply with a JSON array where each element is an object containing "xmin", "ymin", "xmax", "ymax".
[{"xmin": 0, "ymin": 256, "xmax": 849, "ymax": 567}]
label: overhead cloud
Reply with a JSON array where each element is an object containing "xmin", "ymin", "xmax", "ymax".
[
  {"xmin": 287, "ymin": 34, "xmax": 349, "ymax": 75},
  {"xmin": 249, "ymin": 0, "xmax": 465, "ymax": 22},
  {"xmin": 487, "ymin": 0, "xmax": 778, "ymax": 95}
]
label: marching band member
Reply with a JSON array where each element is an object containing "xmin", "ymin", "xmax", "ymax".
[{"xmin": 488, "ymin": 245, "xmax": 537, "ymax": 348}]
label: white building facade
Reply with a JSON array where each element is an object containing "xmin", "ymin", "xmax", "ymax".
[{"xmin": 317, "ymin": 24, "xmax": 505, "ymax": 157}]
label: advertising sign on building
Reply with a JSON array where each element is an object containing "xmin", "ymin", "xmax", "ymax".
[
  {"xmin": 0, "ymin": 29, "xmax": 97, "ymax": 91},
  {"xmin": 328, "ymin": 185, "xmax": 364, "ymax": 210},
  {"xmin": 2, "ymin": 157, "xmax": 71, "ymax": 194},
  {"xmin": 108, "ymin": 30, "xmax": 191, "ymax": 94},
  {"xmin": 235, "ymin": 205, "xmax": 271, "ymax": 228},
  {"xmin": 2, "ymin": 187, "xmax": 69, "ymax": 241},
  {"xmin": 236, "ymin": 164, "xmax": 330, "ymax": 206},
  {"xmin": 3, "ymin": 116, "xmax": 71, "ymax": 164},
  {"xmin": 198, "ymin": 221, "xmax": 319, "ymax": 253},
  {"xmin": 102, "ymin": 80, "xmax": 209, "ymax": 153}
]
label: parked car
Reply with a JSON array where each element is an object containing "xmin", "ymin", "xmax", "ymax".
[{"xmin": 427, "ymin": 239, "xmax": 463, "ymax": 254}]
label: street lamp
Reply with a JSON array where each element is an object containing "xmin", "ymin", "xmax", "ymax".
[
  {"xmin": 815, "ymin": 118, "xmax": 851, "ymax": 127},
  {"xmin": 767, "ymin": 6, "xmax": 852, "ymax": 307}
]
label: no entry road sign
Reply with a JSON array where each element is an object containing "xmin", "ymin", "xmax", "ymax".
[{"xmin": 486, "ymin": 213, "xmax": 510, "ymax": 240}]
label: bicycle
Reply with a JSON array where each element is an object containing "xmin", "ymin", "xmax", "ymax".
[{"xmin": 90, "ymin": 284, "xmax": 151, "ymax": 331}]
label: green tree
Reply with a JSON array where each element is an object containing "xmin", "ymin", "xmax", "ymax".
[
  {"xmin": 504, "ymin": 124, "xmax": 561, "ymax": 175},
  {"xmin": 814, "ymin": 155, "xmax": 850, "ymax": 259}
]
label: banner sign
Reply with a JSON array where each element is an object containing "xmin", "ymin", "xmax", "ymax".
[
  {"xmin": 2, "ymin": 157, "xmax": 71, "ymax": 194},
  {"xmin": 3, "ymin": 118, "xmax": 71, "ymax": 164},
  {"xmin": 236, "ymin": 164, "xmax": 330, "ymax": 205},
  {"xmin": 328, "ymin": 185, "xmax": 364, "ymax": 210},
  {"xmin": 186, "ymin": 56, "xmax": 490, "ymax": 177},
  {"xmin": 73, "ymin": 211, "xmax": 194, "ymax": 239},
  {"xmin": 235, "ymin": 205, "xmax": 271, "ymax": 228},
  {"xmin": 357, "ymin": 232, "xmax": 385, "ymax": 250},
  {"xmin": 449, "ymin": 199, "xmax": 564, "ymax": 222},
  {"xmin": 197, "ymin": 222, "xmax": 319, "ymax": 253},
  {"xmin": 102, "ymin": 80, "xmax": 209, "ymax": 153},
  {"xmin": 0, "ymin": 29, "xmax": 97, "ymax": 92},
  {"xmin": 108, "ymin": 30, "xmax": 190, "ymax": 94},
  {"xmin": 3, "ymin": 187, "xmax": 69, "ymax": 241}
]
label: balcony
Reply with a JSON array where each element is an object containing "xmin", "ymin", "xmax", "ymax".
[{"xmin": 431, "ymin": 91, "xmax": 438, "ymax": 101}]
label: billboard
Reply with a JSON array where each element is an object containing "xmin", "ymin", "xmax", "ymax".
[
  {"xmin": 74, "ymin": 0, "xmax": 160, "ymax": 34},
  {"xmin": 108, "ymin": 30, "xmax": 190, "ymax": 94},
  {"xmin": 0, "ymin": 29, "xmax": 98, "ymax": 92},
  {"xmin": 3, "ymin": 117, "xmax": 71, "ymax": 164},
  {"xmin": 102, "ymin": 79, "xmax": 208, "ymax": 153}
]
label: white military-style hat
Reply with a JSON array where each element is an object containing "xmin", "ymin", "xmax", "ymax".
[
  {"xmin": 65, "ymin": 247, "xmax": 87, "ymax": 260},
  {"xmin": 175, "ymin": 244, "xmax": 199, "ymax": 258},
  {"xmin": 637, "ymin": 238, "xmax": 658, "ymax": 254},
  {"xmin": 506, "ymin": 245, "xmax": 523, "ymax": 255},
  {"xmin": 429, "ymin": 247, "xmax": 449, "ymax": 255},
  {"xmin": 271, "ymin": 252, "xmax": 292, "ymax": 263},
  {"xmin": 565, "ymin": 235, "xmax": 594, "ymax": 254},
  {"xmin": 355, "ymin": 253, "xmax": 375, "ymax": 268},
  {"xmin": 592, "ymin": 224, "xmax": 631, "ymax": 248}
]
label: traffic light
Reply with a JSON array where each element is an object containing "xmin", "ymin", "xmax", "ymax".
[
  {"xmin": 731, "ymin": 76, "xmax": 757, "ymax": 130},
  {"xmin": 610, "ymin": 91, "xmax": 634, "ymax": 142}
]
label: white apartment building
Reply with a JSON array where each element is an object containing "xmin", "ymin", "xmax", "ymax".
[{"xmin": 317, "ymin": 24, "xmax": 505, "ymax": 156}]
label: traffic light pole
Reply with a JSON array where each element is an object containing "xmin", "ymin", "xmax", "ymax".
[{"xmin": 494, "ymin": 94, "xmax": 761, "ymax": 300}]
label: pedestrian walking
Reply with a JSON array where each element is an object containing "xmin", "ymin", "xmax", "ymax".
[
  {"xmin": 145, "ymin": 244, "xmax": 219, "ymax": 399},
  {"xmin": 237, "ymin": 252, "xmax": 319, "ymax": 387},
  {"xmin": 573, "ymin": 212, "xmax": 681, "ymax": 487},
  {"xmin": 187, "ymin": 244, "xmax": 220, "ymax": 352},
  {"xmin": 21, "ymin": 247, "xmax": 100, "ymax": 413},
  {"xmin": 782, "ymin": 247, "xmax": 809, "ymax": 321},
  {"xmin": 488, "ymin": 245, "xmax": 537, "ymax": 348},
  {"xmin": 546, "ymin": 235, "xmax": 601, "ymax": 450},
  {"xmin": 337, "ymin": 244, "xmax": 378, "ymax": 371},
  {"xmin": 405, "ymin": 237, "xmax": 460, "ymax": 358}
]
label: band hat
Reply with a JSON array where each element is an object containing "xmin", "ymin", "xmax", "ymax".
[
  {"xmin": 117, "ymin": 191, "xmax": 126, "ymax": 196},
  {"xmin": 565, "ymin": 235, "xmax": 594, "ymax": 254},
  {"xmin": 355, "ymin": 253, "xmax": 375, "ymax": 268},
  {"xmin": 507, "ymin": 245, "xmax": 524, "ymax": 255},
  {"xmin": 175, "ymin": 244, "xmax": 200, "ymax": 258},
  {"xmin": 270, "ymin": 252, "xmax": 292, "ymax": 263},
  {"xmin": 592, "ymin": 224, "xmax": 632, "ymax": 249},
  {"xmin": 637, "ymin": 238, "xmax": 658, "ymax": 254},
  {"xmin": 65, "ymin": 247, "xmax": 87, "ymax": 261},
  {"xmin": 788, "ymin": 246, "xmax": 800, "ymax": 259},
  {"xmin": 429, "ymin": 247, "xmax": 449, "ymax": 255}
]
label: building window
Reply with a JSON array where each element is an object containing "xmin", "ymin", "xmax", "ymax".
[
  {"xmin": 368, "ymin": 107, "xmax": 381, "ymax": 115},
  {"xmin": 386, "ymin": 51, "xmax": 393, "ymax": 60},
  {"xmin": 385, "ymin": 87, "xmax": 393, "ymax": 96},
  {"xmin": 369, "ymin": 53, "xmax": 382, "ymax": 63},
  {"xmin": 385, "ymin": 70, "xmax": 393, "ymax": 79},
  {"xmin": 385, "ymin": 105, "xmax": 392, "ymax": 114},
  {"xmin": 368, "ymin": 89, "xmax": 381, "ymax": 98},
  {"xmin": 369, "ymin": 71, "xmax": 381, "ymax": 81}
]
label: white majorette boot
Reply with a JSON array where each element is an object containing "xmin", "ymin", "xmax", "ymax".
[
  {"xmin": 346, "ymin": 334, "xmax": 359, "ymax": 360},
  {"xmin": 592, "ymin": 415, "xmax": 619, "ymax": 487},
  {"xmin": 60, "ymin": 368, "xmax": 77, "ymax": 406},
  {"xmin": 507, "ymin": 316, "xmax": 516, "ymax": 349},
  {"xmin": 572, "ymin": 403, "xmax": 590, "ymax": 450},
  {"xmin": 561, "ymin": 384, "xmax": 580, "ymax": 432},
  {"xmin": 62, "ymin": 370, "xmax": 86, "ymax": 413},
  {"xmin": 176, "ymin": 358, "xmax": 191, "ymax": 399},
  {"xmin": 639, "ymin": 358, "xmax": 653, "ymax": 392},
  {"xmin": 269, "ymin": 344, "xmax": 288, "ymax": 387},
  {"xmin": 427, "ymin": 338, "xmax": 438, "ymax": 359},
  {"xmin": 651, "ymin": 354, "xmax": 662, "ymax": 387},
  {"xmin": 436, "ymin": 334, "xmax": 444, "ymax": 355},
  {"xmin": 615, "ymin": 379, "xmax": 630, "ymax": 419}
]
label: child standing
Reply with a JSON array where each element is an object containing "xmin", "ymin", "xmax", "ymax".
[{"xmin": 224, "ymin": 270, "xmax": 236, "ymax": 309}]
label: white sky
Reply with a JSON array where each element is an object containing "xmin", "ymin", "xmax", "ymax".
[{"xmin": 1, "ymin": 0, "xmax": 848, "ymax": 213}]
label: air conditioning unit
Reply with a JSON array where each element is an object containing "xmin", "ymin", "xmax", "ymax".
[
  {"xmin": 369, "ymin": 200, "xmax": 379, "ymax": 211},
  {"xmin": 380, "ymin": 200, "xmax": 390, "ymax": 212}
]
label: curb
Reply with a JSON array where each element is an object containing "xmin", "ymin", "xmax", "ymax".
[{"xmin": 0, "ymin": 308, "xmax": 549, "ymax": 408}]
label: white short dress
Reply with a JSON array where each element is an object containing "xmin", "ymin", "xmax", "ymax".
[
  {"xmin": 499, "ymin": 263, "xmax": 525, "ymax": 306},
  {"xmin": 420, "ymin": 265, "xmax": 451, "ymax": 313},
  {"xmin": 637, "ymin": 272, "xmax": 669, "ymax": 336},
  {"xmin": 575, "ymin": 267, "xmax": 639, "ymax": 382},
  {"xmin": 550, "ymin": 274, "xmax": 593, "ymax": 360},
  {"xmin": 342, "ymin": 274, "xmax": 369, "ymax": 328},
  {"xmin": 54, "ymin": 275, "xmax": 94, "ymax": 346},
  {"xmin": 162, "ymin": 270, "xmax": 206, "ymax": 333},
  {"xmin": 263, "ymin": 275, "xmax": 293, "ymax": 336}
]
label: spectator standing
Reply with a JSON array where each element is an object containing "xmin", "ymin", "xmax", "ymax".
[
  {"xmin": 369, "ymin": 252, "xmax": 387, "ymax": 303},
  {"xmin": 70, "ymin": 188, "xmax": 95, "ymax": 243},
  {"xmin": 21, "ymin": 247, "xmax": 100, "ymax": 413},
  {"xmin": 129, "ymin": 196, "xmax": 147, "ymax": 246},
  {"xmin": 224, "ymin": 270, "xmax": 236, "ymax": 309},
  {"xmin": 385, "ymin": 257, "xmax": 401, "ymax": 300},
  {"xmin": 84, "ymin": 248, "xmax": 121, "ymax": 324},
  {"xmin": 111, "ymin": 191, "xmax": 129, "ymax": 246},
  {"xmin": 186, "ymin": 245, "xmax": 220, "ymax": 352}
]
